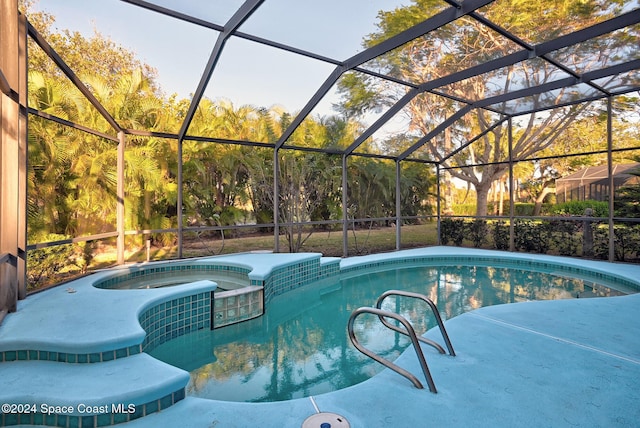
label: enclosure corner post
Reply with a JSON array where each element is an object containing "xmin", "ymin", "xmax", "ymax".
[
  {"xmin": 177, "ymin": 137, "xmax": 184, "ymax": 259},
  {"xmin": 0, "ymin": 0, "xmax": 22, "ymax": 318},
  {"xmin": 273, "ymin": 148, "xmax": 280, "ymax": 253},
  {"xmin": 395, "ymin": 159, "xmax": 401, "ymax": 251},
  {"xmin": 117, "ymin": 131, "xmax": 126, "ymax": 264},
  {"xmin": 17, "ymin": 10, "xmax": 27, "ymax": 299},
  {"xmin": 607, "ymin": 96, "xmax": 614, "ymax": 262},
  {"xmin": 508, "ymin": 117, "xmax": 515, "ymax": 252},
  {"xmin": 436, "ymin": 164, "xmax": 441, "ymax": 245},
  {"xmin": 342, "ymin": 154, "xmax": 348, "ymax": 257}
]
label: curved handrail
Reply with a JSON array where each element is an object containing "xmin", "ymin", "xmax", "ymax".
[
  {"xmin": 376, "ymin": 290, "xmax": 456, "ymax": 357},
  {"xmin": 348, "ymin": 306, "xmax": 437, "ymax": 392}
]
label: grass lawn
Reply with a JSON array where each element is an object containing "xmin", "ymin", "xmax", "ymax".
[{"xmin": 169, "ymin": 223, "xmax": 439, "ymax": 259}]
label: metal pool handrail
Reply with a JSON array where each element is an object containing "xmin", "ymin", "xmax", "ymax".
[
  {"xmin": 375, "ymin": 290, "xmax": 456, "ymax": 357},
  {"xmin": 348, "ymin": 306, "xmax": 438, "ymax": 392}
]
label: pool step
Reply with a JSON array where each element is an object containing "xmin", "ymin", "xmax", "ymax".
[{"xmin": 0, "ymin": 353, "xmax": 189, "ymax": 427}]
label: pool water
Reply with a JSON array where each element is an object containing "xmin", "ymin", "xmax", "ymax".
[
  {"xmin": 148, "ymin": 263, "xmax": 627, "ymax": 403},
  {"xmin": 109, "ymin": 271, "xmax": 249, "ymax": 291}
]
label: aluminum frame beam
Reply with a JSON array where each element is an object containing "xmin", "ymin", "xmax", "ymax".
[
  {"xmin": 26, "ymin": 22, "xmax": 123, "ymax": 134},
  {"xmin": 274, "ymin": 0, "xmax": 496, "ymax": 150},
  {"xmin": 348, "ymin": 10, "xmax": 640, "ymax": 157},
  {"xmin": 177, "ymin": 0, "xmax": 264, "ymax": 141},
  {"xmin": 398, "ymin": 53, "xmax": 640, "ymax": 161}
]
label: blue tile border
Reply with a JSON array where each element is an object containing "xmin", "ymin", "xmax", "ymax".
[
  {"xmin": 262, "ymin": 258, "xmax": 322, "ymax": 303},
  {"xmin": 140, "ymin": 292, "xmax": 213, "ymax": 353},
  {"xmin": 0, "ymin": 345, "xmax": 141, "ymax": 365}
]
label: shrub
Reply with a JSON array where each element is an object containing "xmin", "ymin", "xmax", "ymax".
[
  {"xmin": 450, "ymin": 204, "xmax": 477, "ymax": 216},
  {"xmin": 27, "ymin": 234, "xmax": 76, "ymax": 290},
  {"xmin": 440, "ymin": 218, "xmax": 465, "ymax": 246},
  {"xmin": 551, "ymin": 200, "xmax": 609, "ymax": 217},
  {"xmin": 467, "ymin": 219, "xmax": 488, "ymax": 248},
  {"xmin": 492, "ymin": 221, "xmax": 510, "ymax": 250},
  {"xmin": 514, "ymin": 219, "xmax": 552, "ymax": 253},
  {"xmin": 591, "ymin": 223, "xmax": 640, "ymax": 261},
  {"xmin": 549, "ymin": 220, "xmax": 579, "ymax": 256}
]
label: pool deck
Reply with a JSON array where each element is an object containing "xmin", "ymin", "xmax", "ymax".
[{"xmin": 1, "ymin": 247, "xmax": 640, "ymax": 427}]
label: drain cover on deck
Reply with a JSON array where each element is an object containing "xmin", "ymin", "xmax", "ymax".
[{"xmin": 302, "ymin": 412, "xmax": 350, "ymax": 428}]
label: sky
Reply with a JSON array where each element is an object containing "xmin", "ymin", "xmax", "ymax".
[{"xmin": 29, "ymin": 0, "xmax": 406, "ymax": 117}]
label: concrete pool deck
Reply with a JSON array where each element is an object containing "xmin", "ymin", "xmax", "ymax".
[
  {"xmin": 1, "ymin": 248, "xmax": 639, "ymax": 427},
  {"xmin": 130, "ymin": 293, "xmax": 640, "ymax": 428}
]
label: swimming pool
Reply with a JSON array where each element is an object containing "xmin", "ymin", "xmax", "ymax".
[
  {"xmin": 1, "ymin": 248, "xmax": 639, "ymax": 427},
  {"xmin": 148, "ymin": 261, "xmax": 629, "ymax": 403}
]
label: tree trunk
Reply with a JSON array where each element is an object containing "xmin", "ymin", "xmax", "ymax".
[
  {"xmin": 143, "ymin": 189, "xmax": 152, "ymax": 246},
  {"xmin": 144, "ymin": 190, "xmax": 151, "ymax": 223},
  {"xmin": 498, "ymin": 178, "xmax": 505, "ymax": 216},
  {"xmin": 443, "ymin": 128, "xmax": 454, "ymax": 215},
  {"xmin": 533, "ymin": 187, "xmax": 555, "ymax": 216},
  {"xmin": 476, "ymin": 183, "xmax": 491, "ymax": 217},
  {"xmin": 441, "ymin": 170, "xmax": 455, "ymax": 215},
  {"xmin": 215, "ymin": 170, "xmax": 224, "ymax": 208}
]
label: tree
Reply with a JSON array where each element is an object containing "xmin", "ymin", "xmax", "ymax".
[
  {"xmin": 182, "ymin": 100, "xmax": 261, "ymax": 229},
  {"xmin": 516, "ymin": 113, "xmax": 609, "ymax": 215},
  {"xmin": 347, "ymin": 157, "xmax": 395, "ymax": 223},
  {"xmin": 23, "ymin": 0, "xmax": 160, "ymax": 97},
  {"xmin": 24, "ymin": 2, "xmax": 173, "ymax": 245},
  {"xmin": 278, "ymin": 150, "xmax": 341, "ymax": 252},
  {"xmin": 337, "ymin": 0, "xmax": 636, "ymax": 216},
  {"xmin": 244, "ymin": 114, "xmax": 345, "ymax": 252},
  {"xmin": 614, "ymin": 157, "xmax": 640, "ymax": 218}
]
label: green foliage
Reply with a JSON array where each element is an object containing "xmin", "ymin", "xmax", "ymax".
[
  {"xmin": 592, "ymin": 224, "xmax": 640, "ymax": 262},
  {"xmin": 347, "ymin": 157, "xmax": 396, "ymax": 222},
  {"xmin": 614, "ymin": 183, "xmax": 640, "ymax": 218},
  {"xmin": 451, "ymin": 203, "xmax": 538, "ymax": 216},
  {"xmin": 551, "ymin": 200, "xmax": 609, "ymax": 217},
  {"xmin": 467, "ymin": 219, "xmax": 488, "ymax": 248},
  {"xmin": 439, "ymin": 218, "xmax": 465, "ymax": 246},
  {"xmin": 70, "ymin": 241, "xmax": 96, "ymax": 274},
  {"xmin": 592, "ymin": 225, "xmax": 610, "ymax": 260},
  {"xmin": 26, "ymin": 234, "xmax": 75, "ymax": 289},
  {"xmin": 514, "ymin": 219, "xmax": 552, "ymax": 253},
  {"xmin": 400, "ymin": 162, "xmax": 435, "ymax": 218},
  {"xmin": 218, "ymin": 206, "xmax": 247, "ymax": 227},
  {"xmin": 450, "ymin": 204, "xmax": 477, "ymax": 216},
  {"xmin": 333, "ymin": 73, "xmax": 380, "ymax": 118},
  {"xmin": 492, "ymin": 221, "xmax": 510, "ymax": 250},
  {"xmin": 549, "ymin": 221, "xmax": 580, "ymax": 256}
]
